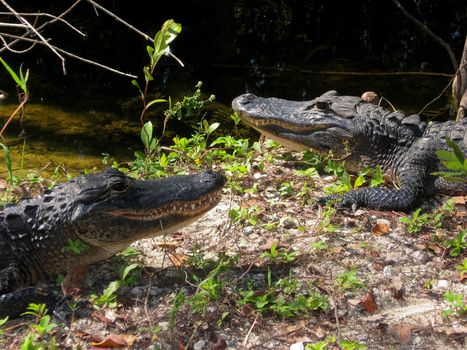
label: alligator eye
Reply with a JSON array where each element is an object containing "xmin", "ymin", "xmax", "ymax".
[
  {"xmin": 315, "ymin": 101, "xmax": 329, "ymax": 110},
  {"xmin": 111, "ymin": 182, "xmax": 127, "ymax": 192}
]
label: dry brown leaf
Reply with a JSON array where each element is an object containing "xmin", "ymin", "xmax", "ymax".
[
  {"xmin": 391, "ymin": 276, "xmax": 404, "ymax": 300},
  {"xmin": 361, "ymin": 289, "xmax": 378, "ymax": 313},
  {"xmin": 168, "ymin": 253, "xmax": 189, "ymax": 267},
  {"xmin": 90, "ymin": 334, "xmax": 127, "ymax": 348},
  {"xmin": 121, "ymin": 334, "xmax": 137, "ymax": 347},
  {"xmin": 330, "ymin": 246, "xmax": 343, "ymax": 254},
  {"xmin": 372, "ymin": 222, "xmax": 390, "ymax": 235},
  {"xmin": 156, "ymin": 241, "xmax": 181, "ymax": 250},
  {"xmin": 452, "ymin": 196, "xmax": 466, "ymax": 204},
  {"xmin": 390, "ymin": 323, "xmax": 412, "ymax": 345},
  {"xmin": 212, "ymin": 338, "xmax": 227, "ymax": 350}
]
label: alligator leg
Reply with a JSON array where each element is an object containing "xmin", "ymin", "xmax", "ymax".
[{"xmin": 320, "ymin": 165, "xmax": 426, "ymax": 211}]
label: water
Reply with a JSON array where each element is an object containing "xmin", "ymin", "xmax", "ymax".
[{"xmin": 0, "ymin": 65, "xmax": 453, "ymax": 178}]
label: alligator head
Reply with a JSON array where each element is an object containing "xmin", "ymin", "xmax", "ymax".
[
  {"xmin": 66, "ymin": 168, "xmax": 226, "ymax": 248},
  {"xmin": 232, "ymin": 90, "xmax": 362, "ymax": 157},
  {"xmin": 2, "ymin": 168, "xmax": 226, "ymax": 272}
]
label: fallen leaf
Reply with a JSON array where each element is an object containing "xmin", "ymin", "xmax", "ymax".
[
  {"xmin": 390, "ymin": 323, "xmax": 412, "ymax": 345},
  {"xmin": 212, "ymin": 338, "xmax": 227, "ymax": 350},
  {"xmin": 168, "ymin": 253, "xmax": 189, "ymax": 267},
  {"xmin": 156, "ymin": 241, "xmax": 181, "ymax": 250},
  {"xmin": 391, "ymin": 276, "xmax": 404, "ymax": 300},
  {"xmin": 121, "ymin": 334, "xmax": 137, "ymax": 347},
  {"xmin": 91, "ymin": 334, "xmax": 127, "ymax": 348},
  {"xmin": 371, "ymin": 222, "xmax": 391, "ymax": 236},
  {"xmin": 452, "ymin": 196, "xmax": 466, "ymax": 205},
  {"xmin": 361, "ymin": 289, "xmax": 378, "ymax": 313},
  {"xmin": 330, "ymin": 246, "xmax": 343, "ymax": 254}
]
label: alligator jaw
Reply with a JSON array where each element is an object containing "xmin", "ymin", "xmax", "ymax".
[{"xmin": 112, "ymin": 189, "xmax": 222, "ymax": 221}]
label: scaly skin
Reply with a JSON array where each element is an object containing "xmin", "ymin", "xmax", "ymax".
[
  {"xmin": 0, "ymin": 168, "xmax": 225, "ymax": 318},
  {"xmin": 232, "ymin": 90, "xmax": 466, "ymax": 210}
]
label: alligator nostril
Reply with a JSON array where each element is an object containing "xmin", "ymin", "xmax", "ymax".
[
  {"xmin": 232, "ymin": 93, "xmax": 256, "ymax": 108},
  {"xmin": 200, "ymin": 171, "xmax": 226, "ymax": 186}
]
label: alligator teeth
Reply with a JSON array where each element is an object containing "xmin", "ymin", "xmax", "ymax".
[{"xmin": 114, "ymin": 190, "xmax": 222, "ymax": 220}]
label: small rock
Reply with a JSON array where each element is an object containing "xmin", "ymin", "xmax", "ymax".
[
  {"xmin": 412, "ymin": 250, "xmax": 429, "ymax": 263},
  {"xmin": 437, "ymin": 279, "xmax": 450, "ymax": 289},
  {"xmin": 383, "ymin": 265, "xmax": 396, "ymax": 277},
  {"xmin": 130, "ymin": 286, "xmax": 144, "ymax": 297},
  {"xmin": 158, "ymin": 321, "xmax": 170, "ymax": 331},
  {"xmin": 289, "ymin": 342, "xmax": 304, "ymax": 350},
  {"xmin": 243, "ymin": 226, "xmax": 254, "ymax": 235},
  {"xmin": 193, "ymin": 340, "xmax": 207, "ymax": 350}
]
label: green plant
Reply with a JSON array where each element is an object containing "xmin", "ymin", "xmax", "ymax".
[
  {"xmin": 399, "ymin": 208, "xmax": 430, "ymax": 234},
  {"xmin": 260, "ymin": 242, "xmax": 296, "ymax": 264},
  {"xmin": 0, "ymin": 56, "xmax": 29, "ymax": 137},
  {"xmin": 20, "ymin": 304, "xmax": 58, "ymax": 349},
  {"xmin": 63, "ymin": 239, "xmax": 89, "ymax": 255},
  {"xmin": 310, "ymin": 240, "xmax": 329, "ymax": 251},
  {"xmin": 433, "ymin": 137, "xmax": 467, "ymax": 183},
  {"xmin": 316, "ymin": 206, "xmax": 338, "ymax": 233},
  {"xmin": 0, "ymin": 316, "xmax": 8, "ymax": 335},
  {"xmin": 229, "ymin": 205, "xmax": 262, "ymax": 226},
  {"xmin": 187, "ymin": 256, "xmax": 232, "ymax": 315},
  {"xmin": 443, "ymin": 229, "xmax": 467, "ymax": 257},
  {"xmin": 456, "ymin": 258, "xmax": 467, "ymax": 277},
  {"xmin": 304, "ymin": 336, "xmax": 367, "ymax": 350},
  {"xmin": 90, "ymin": 280, "xmax": 120, "ymax": 308},
  {"xmin": 238, "ymin": 270, "xmax": 328, "ymax": 318},
  {"xmin": 0, "ymin": 143, "xmax": 14, "ymax": 184},
  {"xmin": 336, "ymin": 269, "xmax": 365, "ymax": 291},
  {"xmin": 131, "ymin": 19, "xmax": 182, "ymax": 158},
  {"xmin": 441, "ymin": 290, "xmax": 467, "ymax": 318}
]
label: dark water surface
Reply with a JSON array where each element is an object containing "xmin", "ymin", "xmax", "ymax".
[{"xmin": 0, "ymin": 65, "xmax": 453, "ymax": 178}]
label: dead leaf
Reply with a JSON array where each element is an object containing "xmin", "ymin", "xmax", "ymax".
[
  {"xmin": 371, "ymin": 222, "xmax": 391, "ymax": 236},
  {"xmin": 390, "ymin": 323, "xmax": 412, "ymax": 345},
  {"xmin": 91, "ymin": 334, "xmax": 127, "ymax": 348},
  {"xmin": 168, "ymin": 252, "xmax": 189, "ymax": 267},
  {"xmin": 361, "ymin": 289, "xmax": 378, "ymax": 313},
  {"xmin": 391, "ymin": 276, "xmax": 404, "ymax": 300},
  {"xmin": 212, "ymin": 338, "xmax": 227, "ymax": 350},
  {"xmin": 121, "ymin": 334, "xmax": 137, "ymax": 347},
  {"xmin": 330, "ymin": 246, "xmax": 343, "ymax": 254},
  {"xmin": 452, "ymin": 196, "xmax": 466, "ymax": 205},
  {"xmin": 156, "ymin": 241, "xmax": 181, "ymax": 250}
]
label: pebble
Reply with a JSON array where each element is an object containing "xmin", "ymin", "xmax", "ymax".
[
  {"xmin": 290, "ymin": 342, "xmax": 304, "ymax": 350},
  {"xmin": 243, "ymin": 226, "xmax": 254, "ymax": 235},
  {"xmin": 437, "ymin": 280, "xmax": 450, "ymax": 289},
  {"xmin": 130, "ymin": 286, "xmax": 144, "ymax": 297},
  {"xmin": 412, "ymin": 250, "xmax": 429, "ymax": 263},
  {"xmin": 158, "ymin": 321, "xmax": 170, "ymax": 331},
  {"xmin": 193, "ymin": 340, "xmax": 206, "ymax": 350}
]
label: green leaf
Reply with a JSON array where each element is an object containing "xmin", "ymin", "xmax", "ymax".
[
  {"xmin": 121, "ymin": 263, "xmax": 139, "ymax": 281},
  {"xmin": 445, "ymin": 137, "xmax": 464, "ymax": 162},
  {"xmin": 146, "ymin": 98, "xmax": 167, "ymax": 109},
  {"xmin": 0, "ymin": 56, "xmax": 27, "ymax": 92},
  {"xmin": 436, "ymin": 150, "xmax": 458, "ymax": 162},
  {"xmin": 141, "ymin": 121, "xmax": 153, "ymax": 148},
  {"xmin": 161, "ymin": 19, "xmax": 182, "ymax": 46},
  {"xmin": 208, "ymin": 122, "xmax": 220, "ymax": 134}
]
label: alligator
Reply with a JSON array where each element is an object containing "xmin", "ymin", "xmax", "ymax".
[
  {"xmin": 0, "ymin": 168, "xmax": 225, "ymax": 318},
  {"xmin": 232, "ymin": 90, "xmax": 467, "ymax": 210}
]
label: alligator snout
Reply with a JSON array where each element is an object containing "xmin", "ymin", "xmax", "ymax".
[
  {"xmin": 232, "ymin": 93, "xmax": 257, "ymax": 111},
  {"xmin": 200, "ymin": 170, "xmax": 226, "ymax": 187}
]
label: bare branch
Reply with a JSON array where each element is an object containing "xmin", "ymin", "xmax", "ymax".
[
  {"xmin": 85, "ymin": 0, "xmax": 151, "ymax": 41},
  {"xmin": 0, "ymin": 11, "xmax": 86, "ymax": 37},
  {"xmin": 0, "ymin": 0, "xmax": 67, "ymax": 74},
  {"xmin": 0, "ymin": 32, "xmax": 137, "ymax": 78},
  {"xmin": 391, "ymin": 0, "xmax": 458, "ymax": 71}
]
